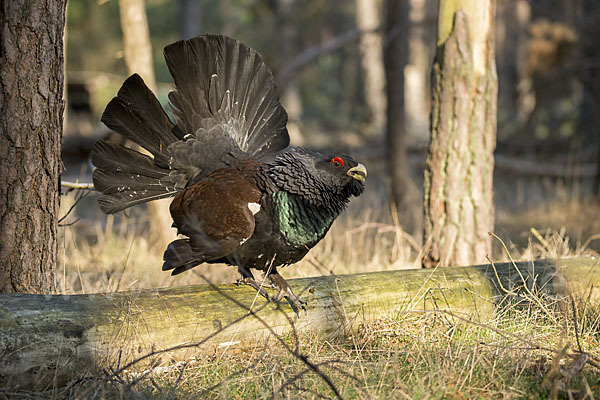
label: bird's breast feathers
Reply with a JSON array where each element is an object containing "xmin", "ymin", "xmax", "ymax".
[{"xmin": 271, "ymin": 190, "xmax": 335, "ymax": 248}]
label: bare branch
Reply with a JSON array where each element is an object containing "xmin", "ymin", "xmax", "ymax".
[
  {"xmin": 61, "ymin": 181, "xmax": 95, "ymax": 190},
  {"xmin": 276, "ymin": 27, "xmax": 381, "ymax": 90},
  {"xmin": 58, "ymin": 189, "xmax": 91, "ymax": 224}
]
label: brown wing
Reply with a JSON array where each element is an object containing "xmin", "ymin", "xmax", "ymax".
[{"xmin": 169, "ymin": 167, "xmax": 262, "ymax": 260}]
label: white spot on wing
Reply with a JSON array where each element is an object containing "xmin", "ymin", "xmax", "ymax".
[{"xmin": 248, "ymin": 202, "xmax": 261, "ymax": 215}]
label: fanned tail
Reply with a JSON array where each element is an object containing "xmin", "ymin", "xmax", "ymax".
[
  {"xmin": 164, "ymin": 34, "xmax": 289, "ymax": 159},
  {"xmin": 92, "ymin": 35, "xmax": 290, "ymax": 214},
  {"xmin": 91, "ymin": 74, "xmax": 182, "ymax": 214}
]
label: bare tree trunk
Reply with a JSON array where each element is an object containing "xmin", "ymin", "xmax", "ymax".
[
  {"xmin": 179, "ymin": 0, "xmax": 201, "ymax": 40},
  {"xmin": 355, "ymin": 0, "xmax": 387, "ymax": 136},
  {"xmin": 385, "ymin": 0, "xmax": 412, "ymax": 216},
  {"xmin": 496, "ymin": 0, "xmax": 531, "ymax": 135},
  {"xmin": 423, "ymin": 2, "xmax": 497, "ymax": 268},
  {"xmin": 0, "ymin": 0, "xmax": 66, "ymax": 293},
  {"xmin": 278, "ymin": 0, "xmax": 305, "ymax": 147},
  {"xmin": 119, "ymin": 0, "xmax": 156, "ymax": 89},
  {"xmin": 118, "ymin": 0, "xmax": 175, "ymax": 251},
  {"xmin": 576, "ymin": 1, "xmax": 600, "ymax": 199},
  {"xmin": 404, "ymin": 0, "xmax": 434, "ymax": 142}
]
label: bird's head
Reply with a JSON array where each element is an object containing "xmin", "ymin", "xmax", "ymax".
[
  {"xmin": 314, "ymin": 154, "xmax": 367, "ymax": 198},
  {"xmin": 270, "ymin": 148, "xmax": 366, "ymax": 213}
]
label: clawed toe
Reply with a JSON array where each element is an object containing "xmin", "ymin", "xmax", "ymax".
[
  {"xmin": 236, "ymin": 277, "xmax": 271, "ymax": 300},
  {"xmin": 268, "ymin": 273, "xmax": 307, "ymax": 312},
  {"xmin": 274, "ymin": 287, "xmax": 307, "ymax": 311},
  {"xmin": 236, "ymin": 270, "xmax": 308, "ymax": 312}
]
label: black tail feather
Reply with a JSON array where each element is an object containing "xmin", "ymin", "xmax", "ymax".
[
  {"xmin": 91, "ymin": 139, "xmax": 176, "ymax": 213},
  {"xmin": 91, "ymin": 140, "xmax": 168, "ymax": 179},
  {"xmin": 162, "ymin": 239, "xmax": 203, "ymax": 274},
  {"xmin": 100, "ymin": 74, "xmax": 178, "ymax": 167},
  {"xmin": 164, "ymin": 35, "xmax": 289, "ymax": 159},
  {"xmin": 96, "ymin": 188, "xmax": 172, "ymax": 214},
  {"xmin": 92, "ymin": 75, "xmax": 183, "ymax": 213}
]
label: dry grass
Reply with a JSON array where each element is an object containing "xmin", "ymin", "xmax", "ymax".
[
  {"xmin": 39, "ymin": 187, "xmax": 600, "ymax": 399},
  {"xmin": 6, "ymin": 297, "xmax": 599, "ymax": 399},
  {"xmin": 57, "ymin": 184, "xmax": 600, "ymax": 295}
]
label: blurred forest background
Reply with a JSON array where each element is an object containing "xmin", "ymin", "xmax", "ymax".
[{"xmin": 59, "ymin": 0, "xmax": 600, "ymax": 293}]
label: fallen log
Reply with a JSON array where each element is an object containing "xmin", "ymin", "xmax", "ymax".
[{"xmin": 0, "ymin": 257, "xmax": 598, "ymax": 389}]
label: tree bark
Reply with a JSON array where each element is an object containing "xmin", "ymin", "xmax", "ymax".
[
  {"xmin": 1, "ymin": 257, "xmax": 597, "ymax": 389},
  {"xmin": 118, "ymin": 0, "xmax": 176, "ymax": 251},
  {"xmin": 404, "ymin": 0, "xmax": 435, "ymax": 142},
  {"xmin": 355, "ymin": 0, "xmax": 387, "ymax": 136},
  {"xmin": 423, "ymin": 2, "xmax": 497, "ymax": 268},
  {"xmin": 385, "ymin": 0, "xmax": 413, "ymax": 216},
  {"xmin": 0, "ymin": 0, "xmax": 66, "ymax": 293}
]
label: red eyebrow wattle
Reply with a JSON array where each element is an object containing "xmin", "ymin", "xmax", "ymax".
[{"xmin": 331, "ymin": 157, "xmax": 344, "ymax": 166}]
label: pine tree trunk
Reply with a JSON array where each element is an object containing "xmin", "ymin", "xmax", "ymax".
[
  {"xmin": 355, "ymin": 0, "xmax": 387, "ymax": 136},
  {"xmin": 404, "ymin": 0, "xmax": 435, "ymax": 142},
  {"xmin": 119, "ymin": 0, "xmax": 156, "ymax": 89},
  {"xmin": 385, "ymin": 0, "xmax": 412, "ymax": 215},
  {"xmin": 178, "ymin": 0, "xmax": 201, "ymax": 40},
  {"xmin": 0, "ymin": 0, "xmax": 66, "ymax": 293},
  {"xmin": 278, "ymin": 0, "xmax": 305, "ymax": 147},
  {"xmin": 423, "ymin": 2, "xmax": 497, "ymax": 268},
  {"xmin": 118, "ymin": 0, "xmax": 176, "ymax": 251}
]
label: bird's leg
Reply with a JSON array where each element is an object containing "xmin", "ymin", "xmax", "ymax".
[
  {"xmin": 236, "ymin": 266, "xmax": 272, "ymax": 300},
  {"xmin": 268, "ymin": 271, "xmax": 307, "ymax": 312}
]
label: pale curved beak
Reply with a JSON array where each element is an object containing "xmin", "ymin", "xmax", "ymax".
[{"xmin": 347, "ymin": 163, "xmax": 367, "ymax": 182}]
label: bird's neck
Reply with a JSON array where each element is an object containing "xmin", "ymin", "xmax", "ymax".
[{"xmin": 272, "ymin": 190, "xmax": 337, "ymax": 248}]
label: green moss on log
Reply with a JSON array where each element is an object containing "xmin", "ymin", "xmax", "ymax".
[{"xmin": 0, "ymin": 257, "xmax": 598, "ymax": 390}]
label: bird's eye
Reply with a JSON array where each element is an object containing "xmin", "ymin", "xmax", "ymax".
[{"xmin": 330, "ymin": 156, "xmax": 344, "ymax": 167}]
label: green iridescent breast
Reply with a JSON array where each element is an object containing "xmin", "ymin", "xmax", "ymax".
[{"xmin": 272, "ymin": 191, "xmax": 335, "ymax": 248}]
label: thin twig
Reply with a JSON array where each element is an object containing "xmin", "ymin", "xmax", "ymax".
[
  {"xmin": 58, "ymin": 190, "xmax": 90, "ymax": 224},
  {"xmin": 569, "ymin": 294, "xmax": 583, "ymax": 353},
  {"xmin": 58, "ymin": 217, "xmax": 82, "ymax": 227},
  {"xmin": 272, "ymin": 360, "xmax": 345, "ymax": 400},
  {"xmin": 166, "ymin": 361, "xmax": 187, "ymax": 399},
  {"xmin": 198, "ymin": 342, "xmax": 270, "ymax": 396},
  {"xmin": 103, "ymin": 275, "xmax": 347, "ymax": 399},
  {"xmin": 61, "ymin": 181, "xmax": 95, "ymax": 190},
  {"xmin": 197, "ymin": 277, "xmax": 346, "ymax": 400},
  {"xmin": 276, "ymin": 26, "xmax": 381, "ymax": 89}
]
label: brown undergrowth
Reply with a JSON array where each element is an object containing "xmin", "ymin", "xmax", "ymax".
[
  {"xmin": 4, "ymin": 285, "xmax": 599, "ymax": 399},
  {"xmin": 28, "ymin": 189, "xmax": 600, "ymax": 399}
]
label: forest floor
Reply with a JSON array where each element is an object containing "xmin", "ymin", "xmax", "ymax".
[
  {"xmin": 6, "ymin": 289, "xmax": 600, "ymax": 399},
  {"xmin": 9, "ymin": 187, "xmax": 598, "ymax": 399}
]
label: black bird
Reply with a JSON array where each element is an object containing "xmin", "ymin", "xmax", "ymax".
[{"xmin": 91, "ymin": 35, "xmax": 366, "ymax": 309}]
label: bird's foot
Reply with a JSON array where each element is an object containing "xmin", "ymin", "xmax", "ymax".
[
  {"xmin": 236, "ymin": 277, "xmax": 272, "ymax": 301},
  {"xmin": 274, "ymin": 286, "xmax": 307, "ymax": 312},
  {"xmin": 268, "ymin": 273, "xmax": 307, "ymax": 312}
]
